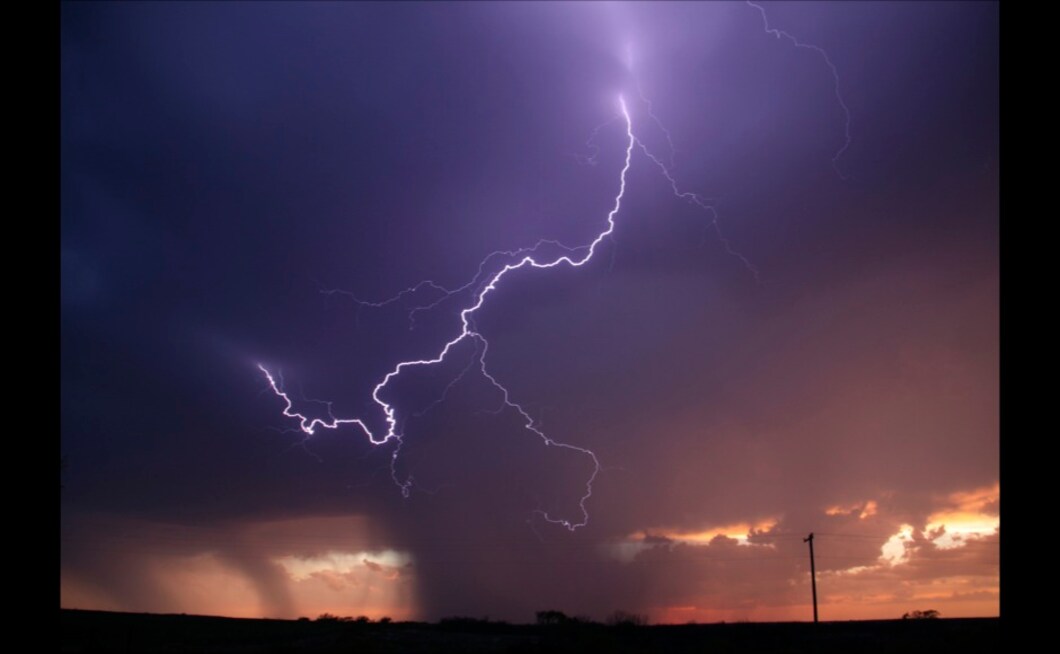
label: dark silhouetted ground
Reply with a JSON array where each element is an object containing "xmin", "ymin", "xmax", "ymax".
[{"xmin": 61, "ymin": 609, "xmax": 998, "ymax": 653}]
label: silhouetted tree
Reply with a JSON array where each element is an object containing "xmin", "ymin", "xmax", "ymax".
[
  {"xmin": 607, "ymin": 610, "xmax": 648, "ymax": 627},
  {"xmin": 536, "ymin": 610, "xmax": 571, "ymax": 626},
  {"xmin": 315, "ymin": 613, "xmax": 342, "ymax": 622},
  {"xmin": 902, "ymin": 609, "xmax": 940, "ymax": 619}
]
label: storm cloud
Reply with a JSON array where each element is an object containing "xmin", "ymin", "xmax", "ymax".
[{"xmin": 62, "ymin": 1, "xmax": 998, "ymax": 622}]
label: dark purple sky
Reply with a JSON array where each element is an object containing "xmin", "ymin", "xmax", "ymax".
[{"xmin": 61, "ymin": 1, "xmax": 998, "ymax": 622}]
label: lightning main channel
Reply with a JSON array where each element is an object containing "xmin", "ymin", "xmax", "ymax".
[{"xmin": 259, "ymin": 97, "xmax": 635, "ymax": 530}]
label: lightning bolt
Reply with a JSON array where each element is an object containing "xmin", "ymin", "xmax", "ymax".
[
  {"xmin": 746, "ymin": 0, "xmax": 852, "ymax": 179},
  {"xmin": 258, "ymin": 96, "xmax": 634, "ymax": 530},
  {"xmin": 260, "ymin": 6, "xmax": 853, "ymax": 529},
  {"xmin": 322, "ymin": 240, "xmax": 587, "ymax": 331}
]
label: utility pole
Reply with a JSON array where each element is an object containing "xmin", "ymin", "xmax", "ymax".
[{"xmin": 804, "ymin": 532, "xmax": 818, "ymax": 623}]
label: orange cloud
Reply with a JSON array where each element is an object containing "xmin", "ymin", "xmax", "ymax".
[
  {"xmin": 926, "ymin": 482, "xmax": 999, "ymax": 549},
  {"xmin": 632, "ymin": 518, "xmax": 780, "ymax": 547},
  {"xmin": 824, "ymin": 500, "xmax": 878, "ymax": 519}
]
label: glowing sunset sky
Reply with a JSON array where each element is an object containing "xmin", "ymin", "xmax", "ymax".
[{"xmin": 61, "ymin": 1, "xmax": 998, "ymax": 622}]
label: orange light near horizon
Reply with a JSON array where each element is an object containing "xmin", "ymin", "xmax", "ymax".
[
  {"xmin": 824, "ymin": 500, "xmax": 878, "ymax": 519},
  {"xmin": 926, "ymin": 482, "xmax": 999, "ymax": 549},
  {"xmin": 60, "ymin": 514, "xmax": 420, "ymax": 621},
  {"xmin": 276, "ymin": 549, "xmax": 411, "ymax": 582},
  {"xmin": 633, "ymin": 518, "xmax": 780, "ymax": 547},
  {"xmin": 926, "ymin": 511, "xmax": 999, "ymax": 549}
]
